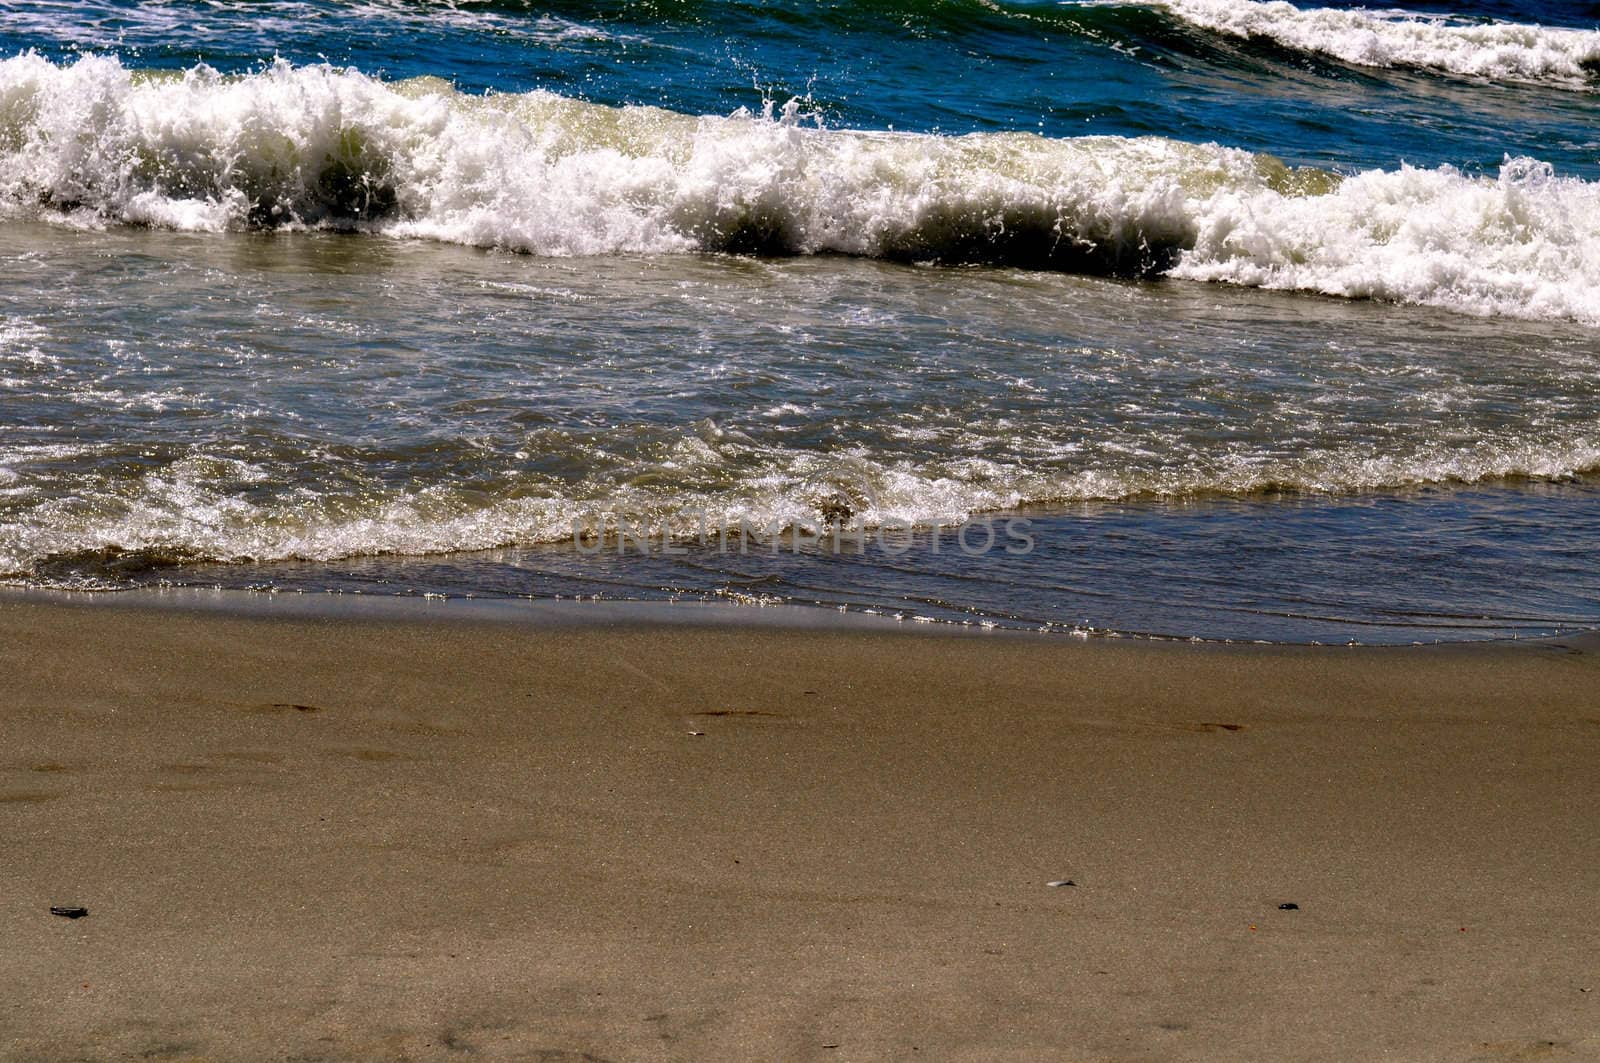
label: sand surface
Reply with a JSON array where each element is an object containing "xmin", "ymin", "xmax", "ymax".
[{"xmin": 2, "ymin": 595, "xmax": 1598, "ymax": 1061}]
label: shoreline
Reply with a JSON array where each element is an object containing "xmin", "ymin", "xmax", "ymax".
[
  {"xmin": 3, "ymin": 595, "xmax": 1598, "ymax": 1059},
  {"xmin": 5, "ymin": 584, "xmax": 1597, "ymax": 648},
  {"xmin": 0, "ymin": 585, "xmax": 952, "ymax": 638}
]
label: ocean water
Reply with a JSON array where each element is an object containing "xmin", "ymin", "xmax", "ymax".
[{"xmin": 1, "ymin": 0, "xmax": 1597, "ymax": 642}]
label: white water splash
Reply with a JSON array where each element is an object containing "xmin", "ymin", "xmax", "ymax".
[{"xmin": 3, "ymin": 55, "xmax": 1600, "ymax": 325}]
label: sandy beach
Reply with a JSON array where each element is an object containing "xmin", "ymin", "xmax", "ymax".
[{"xmin": 2, "ymin": 593, "xmax": 1598, "ymax": 1061}]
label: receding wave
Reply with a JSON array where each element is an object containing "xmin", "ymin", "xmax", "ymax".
[
  {"xmin": 1153, "ymin": 0, "xmax": 1600, "ymax": 86},
  {"xmin": 3, "ymin": 55, "xmax": 1600, "ymax": 324},
  {"xmin": 3, "ymin": 432, "xmax": 1598, "ymax": 587}
]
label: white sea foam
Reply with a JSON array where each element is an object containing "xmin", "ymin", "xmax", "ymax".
[
  {"xmin": 1171, "ymin": 156, "xmax": 1600, "ymax": 322},
  {"xmin": 3, "ymin": 427, "xmax": 1597, "ymax": 583},
  {"xmin": 2, "ymin": 55, "xmax": 1599, "ymax": 326},
  {"xmin": 1157, "ymin": 0, "xmax": 1600, "ymax": 86}
]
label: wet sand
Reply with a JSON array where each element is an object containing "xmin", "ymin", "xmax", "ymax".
[{"xmin": 2, "ymin": 594, "xmax": 1598, "ymax": 1061}]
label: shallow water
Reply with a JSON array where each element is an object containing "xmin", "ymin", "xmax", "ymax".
[{"xmin": 2, "ymin": 223, "xmax": 1596, "ymax": 641}]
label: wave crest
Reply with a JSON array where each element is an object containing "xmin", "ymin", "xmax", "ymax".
[
  {"xmin": 3, "ymin": 55, "xmax": 1600, "ymax": 323},
  {"xmin": 1157, "ymin": 0, "xmax": 1600, "ymax": 86}
]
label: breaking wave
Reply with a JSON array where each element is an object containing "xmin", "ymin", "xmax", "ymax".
[
  {"xmin": 3, "ymin": 54, "xmax": 1600, "ymax": 323},
  {"xmin": 1155, "ymin": 0, "xmax": 1600, "ymax": 86}
]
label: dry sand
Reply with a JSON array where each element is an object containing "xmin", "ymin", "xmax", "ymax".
[{"xmin": 2, "ymin": 593, "xmax": 1598, "ymax": 1061}]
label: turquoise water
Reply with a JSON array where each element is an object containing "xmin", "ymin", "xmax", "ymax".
[{"xmin": 1, "ymin": 0, "xmax": 1598, "ymax": 640}]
